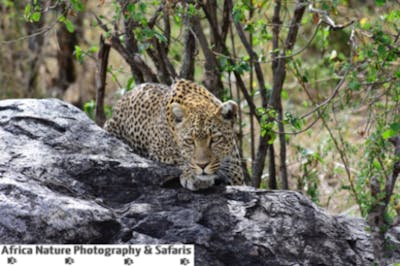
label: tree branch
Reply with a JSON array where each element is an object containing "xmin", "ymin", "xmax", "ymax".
[
  {"xmin": 233, "ymin": 10, "xmax": 268, "ymax": 109},
  {"xmin": 95, "ymin": 35, "xmax": 111, "ymax": 127},
  {"xmin": 308, "ymin": 4, "xmax": 355, "ymax": 31},
  {"xmin": 200, "ymin": 0, "xmax": 223, "ymax": 52},
  {"xmin": 191, "ymin": 15, "xmax": 223, "ymax": 98},
  {"xmin": 179, "ymin": 13, "xmax": 196, "ymax": 80},
  {"xmin": 220, "ymin": 0, "xmax": 231, "ymax": 43}
]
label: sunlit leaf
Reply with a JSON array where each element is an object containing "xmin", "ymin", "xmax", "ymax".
[
  {"xmin": 64, "ymin": 19, "xmax": 75, "ymax": 33},
  {"xmin": 31, "ymin": 12, "xmax": 41, "ymax": 22},
  {"xmin": 24, "ymin": 4, "xmax": 32, "ymax": 21},
  {"xmin": 382, "ymin": 129, "xmax": 396, "ymax": 140}
]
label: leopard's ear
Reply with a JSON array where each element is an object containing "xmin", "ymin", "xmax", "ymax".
[
  {"xmin": 218, "ymin": 100, "xmax": 238, "ymax": 120},
  {"xmin": 171, "ymin": 102, "xmax": 186, "ymax": 123}
]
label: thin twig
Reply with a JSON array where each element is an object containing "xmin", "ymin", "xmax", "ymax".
[{"xmin": 0, "ymin": 6, "xmax": 71, "ymax": 45}]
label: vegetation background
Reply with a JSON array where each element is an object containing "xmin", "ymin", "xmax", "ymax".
[{"xmin": 1, "ymin": 0, "xmax": 399, "ymax": 262}]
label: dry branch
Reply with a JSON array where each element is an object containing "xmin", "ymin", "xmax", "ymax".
[
  {"xmin": 233, "ymin": 11, "xmax": 268, "ymax": 109},
  {"xmin": 191, "ymin": 15, "xmax": 223, "ymax": 98},
  {"xmin": 95, "ymin": 35, "xmax": 110, "ymax": 127},
  {"xmin": 180, "ymin": 13, "xmax": 196, "ymax": 80}
]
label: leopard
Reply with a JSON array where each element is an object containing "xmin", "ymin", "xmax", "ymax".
[{"xmin": 104, "ymin": 79, "xmax": 245, "ymax": 191}]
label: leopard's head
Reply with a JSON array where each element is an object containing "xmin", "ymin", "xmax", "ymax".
[{"xmin": 169, "ymin": 99, "xmax": 238, "ymax": 185}]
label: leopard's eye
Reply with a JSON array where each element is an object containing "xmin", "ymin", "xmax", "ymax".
[
  {"xmin": 183, "ymin": 138, "xmax": 194, "ymax": 145},
  {"xmin": 211, "ymin": 134, "xmax": 224, "ymax": 145}
]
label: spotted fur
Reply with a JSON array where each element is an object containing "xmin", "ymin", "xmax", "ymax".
[{"xmin": 104, "ymin": 79, "xmax": 244, "ymax": 190}]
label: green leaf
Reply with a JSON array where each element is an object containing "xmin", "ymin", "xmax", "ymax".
[
  {"xmin": 261, "ymin": 128, "xmax": 267, "ymax": 137},
  {"xmin": 88, "ymin": 45, "xmax": 99, "ymax": 53},
  {"xmin": 126, "ymin": 77, "xmax": 135, "ymax": 91},
  {"xmin": 58, "ymin": 15, "xmax": 66, "ymax": 23},
  {"xmin": 173, "ymin": 14, "xmax": 182, "ymax": 24},
  {"xmin": 24, "ymin": 4, "xmax": 32, "ymax": 21},
  {"xmin": 64, "ymin": 19, "xmax": 75, "ymax": 33},
  {"xmin": 127, "ymin": 3, "xmax": 135, "ymax": 13},
  {"xmin": 83, "ymin": 100, "xmax": 95, "ymax": 120},
  {"xmin": 232, "ymin": 4, "xmax": 245, "ymax": 22},
  {"xmin": 378, "ymin": 122, "xmax": 400, "ymax": 141},
  {"xmin": 382, "ymin": 129, "xmax": 396, "ymax": 140},
  {"xmin": 73, "ymin": 45, "xmax": 83, "ymax": 63},
  {"xmin": 31, "ymin": 12, "xmax": 41, "ymax": 22},
  {"xmin": 372, "ymin": 159, "xmax": 382, "ymax": 170},
  {"xmin": 375, "ymin": 0, "xmax": 385, "ymax": 6},
  {"xmin": 267, "ymin": 132, "xmax": 277, "ymax": 144},
  {"xmin": 243, "ymin": 22, "xmax": 255, "ymax": 33},
  {"xmin": 390, "ymin": 122, "xmax": 400, "ymax": 132},
  {"xmin": 71, "ymin": 0, "xmax": 84, "ymax": 11},
  {"xmin": 187, "ymin": 3, "xmax": 196, "ymax": 16}
]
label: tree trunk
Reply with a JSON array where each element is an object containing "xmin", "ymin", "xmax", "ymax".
[{"xmin": 56, "ymin": 4, "xmax": 83, "ymax": 92}]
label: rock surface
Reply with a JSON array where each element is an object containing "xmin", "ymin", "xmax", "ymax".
[{"xmin": 0, "ymin": 98, "xmax": 398, "ymax": 265}]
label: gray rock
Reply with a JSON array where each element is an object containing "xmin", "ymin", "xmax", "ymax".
[
  {"xmin": 0, "ymin": 98, "xmax": 397, "ymax": 265},
  {"xmin": 0, "ymin": 98, "xmax": 176, "ymax": 244}
]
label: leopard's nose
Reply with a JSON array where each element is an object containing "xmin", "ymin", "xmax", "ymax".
[{"xmin": 197, "ymin": 162, "xmax": 210, "ymax": 170}]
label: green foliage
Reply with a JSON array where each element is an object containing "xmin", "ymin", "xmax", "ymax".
[
  {"xmin": 114, "ymin": 1, "xmax": 167, "ymax": 53},
  {"xmin": 295, "ymin": 145, "xmax": 323, "ymax": 204},
  {"xmin": 24, "ymin": 3, "xmax": 41, "ymax": 22},
  {"xmin": 84, "ymin": 100, "xmax": 113, "ymax": 120},
  {"xmin": 258, "ymin": 107, "xmax": 277, "ymax": 143},
  {"xmin": 23, "ymin": 0, "xmax": 86, "ymax": 31},
  {"xmin": 83, "ymin": 100, "xmax": 95, "ymax": 120},
  {"xmin": 219, "ymin": 56, "xmax": 250, "ymax": 75},
  {"xmin": 382, "ymin": 122, "xmax": 400, "ymax": 140},
  {"xmin": 282, "ymin": 0, "xmax": 400, "ymax": 217},
  {"xmin": 346, "ymin": 2, "xmax": 400, "ymax": 219},
  {"xmin": 58, "ymin": 15, "xmax": 75, "ymax": 33},
  {"xmin": 355, "ymin": 120, "xmax": 398, "ymax": 217},
  {"xmin": 126, "ymin": 77, "xmax": 136, "ymax": 91},
  {"xmin": 314, "ymin": 26, "xmax": 331, "ymax": 50},
  {"xmin": 284, "ymin": 112, "xmax": 304, "ymax": 131},
  {"xmin": 232, "ymin": 3, "xmax": 247, "ymax": 23},
  {"xmin": 70, "ymin": 0, "xmax": 85, "ymax": 12},
  {"xmin": 375, "ymin": 0, "xmax": 386, "ymax": 7},
  {"xmin": 73, "ymin": 45, "xmax": 99, "ymax": 64}
]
